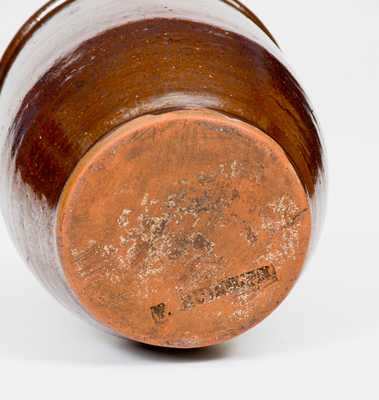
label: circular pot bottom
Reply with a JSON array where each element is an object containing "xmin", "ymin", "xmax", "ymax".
[{"xmin": 57, "ymin": 109, "xmax": 311, "ymax": 348}]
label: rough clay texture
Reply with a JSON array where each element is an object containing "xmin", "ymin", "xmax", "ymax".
[{"xmin": 57, "ymin": 110, "xmax": 311, "ymax": 348}]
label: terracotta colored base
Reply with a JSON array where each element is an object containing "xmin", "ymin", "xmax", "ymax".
[{"xmin": 57, "ymin": 109, "xmax": 311, "ymax": 348}]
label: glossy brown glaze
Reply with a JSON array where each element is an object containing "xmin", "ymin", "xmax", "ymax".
[
  {"xmin": 0, "ymin": 0, "xmax": 277, "ymax": 89},
  {"xmin": 0, "ymin": 0, "xmax": 326, "ymax": 347},
  {"xmin": 10, "ymin": 17, "xmax": 323, "ymax": 205}
]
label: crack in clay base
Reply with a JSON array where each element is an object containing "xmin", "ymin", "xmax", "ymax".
[{"xmin": 56, "ymin": 109, "xmax": 311, "ymax": 348}]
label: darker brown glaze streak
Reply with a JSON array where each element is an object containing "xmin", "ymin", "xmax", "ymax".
[{"xmin": 10, "ymin": 19, "xmax": 322, "ymax": 206}]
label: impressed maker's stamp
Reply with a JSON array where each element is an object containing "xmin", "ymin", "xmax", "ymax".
[
  {"xmin": 180, "ymin": 265, "xmax": 278, "ymax": 311},
  {"xmin": 150, "ymin": 302, "xmax": 173, "ymax": 323}
]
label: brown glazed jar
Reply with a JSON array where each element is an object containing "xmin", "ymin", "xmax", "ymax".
[{"xmin": 0, "ymin": 0, "xmax": 326, "ymax": 348}]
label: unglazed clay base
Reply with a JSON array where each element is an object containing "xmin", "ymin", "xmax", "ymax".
[{"xmin": 57, "ymin": 110, "xmax": 311, "ymax": 348}]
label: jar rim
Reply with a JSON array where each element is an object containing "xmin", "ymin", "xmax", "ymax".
[{"xmin": 0, "ymin": 0, "xmax": 278, "ymax": 94}]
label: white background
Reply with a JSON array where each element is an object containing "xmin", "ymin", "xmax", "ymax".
[{"xmin": 0, "ymin": 1, "xmax": 378, "ymax": 399}]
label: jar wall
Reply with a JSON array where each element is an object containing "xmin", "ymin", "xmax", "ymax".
[{"xmin": 0, "ymin": 0, "xmax": 326, "ymax": 347}]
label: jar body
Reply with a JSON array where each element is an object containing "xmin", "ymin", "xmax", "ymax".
[{"xmin": 0, "ymin": 0, "xmax": 326, "ymax": 348}]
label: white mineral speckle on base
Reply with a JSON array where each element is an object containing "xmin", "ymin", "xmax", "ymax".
[
  {"xmin": 257, "ymin": 194, "xmax": 307, "ymax": 268},
  {"xmin": 281, "ymin": 226, "xmax": 300, "ymax": 260},
  {"xmin": 103, "ymin": 244, "xmax": 117, "ymax": 256},
  {"xmin": 117, "ymin": 209, "xmax": 132, "ymax": 227},
  {"xmin": 232, "ymin": 309, "xmax": 248, "ymax": 320},
  {"xmin": 120, "ymin": 236, "xmax": 128, "ymax": 245},
  {"xmin": 236, "ymin": 292, "xmax": 250, "ymax": 306},
  {"xmin": 141, "ymin": 193, "xmax": 149, "ymax": 206},
  {"xmin": 230, "ymin": 160, "xmax": 239, "ymax": 177}
]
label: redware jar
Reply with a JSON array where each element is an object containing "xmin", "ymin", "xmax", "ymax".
[{"xmin": 0, "ymin": 0, "xmax": 326, "ymax": 348}]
